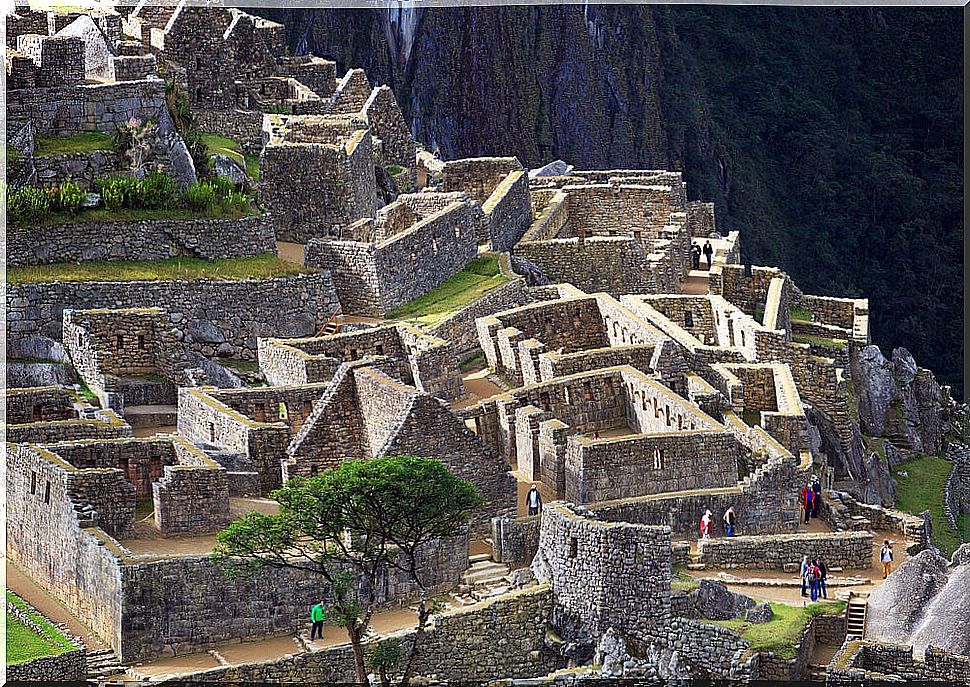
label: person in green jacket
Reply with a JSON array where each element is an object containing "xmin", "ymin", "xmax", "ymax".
[{"xmin": 310, "ymin": 601, "xmax": 326, "ymax": 641}]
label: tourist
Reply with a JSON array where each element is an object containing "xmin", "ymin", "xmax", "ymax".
[
  {"xmin": 700, "ymin": 509, "xmax": 713, "ymax": 540},
  {"xmin": 811, "ymin": 475, "xmax": 822, "ymax": 518},
  {"xmin": 809, "ymin": 559, "xmax": 822, "ymax": 602},
  {"xmin": 691, "ymin": 242, "xmax": 702, "ymax": 270},
  {"xmin": 703, "ymin": 240, "xmax": 714, "ymax": 269},
  {"xmin": 800, "ymin": 483, "xmax": 814, "ymax": 524},
  {"xmin": 526, "ymin": 483, "xmax": 543, "ymax": 516},
  {"xmin": 880, "ymin": 540, "xmax": 894, "ymax": 578},
  {"xmin": 723, "ymin": 505, "xmax": 737, "ymax": 537},
  {"xmin": 800, "ymin": 555, "xmax": 811, "ymax": 597},
  {"xmin": 591, "ymin": 429, "xmax": 600, "ymax": 440},
  {"xmin": 310, "ymin": 601, "xmax": 327, "ymax": 641},
  {"xmin": 815, "ymin": 556, "xmax": 828, "ymax": 599}
]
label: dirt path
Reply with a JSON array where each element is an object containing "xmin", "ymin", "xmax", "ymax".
[
  {"xmin": 276, "ymin": 241, "xmax": 304, "ymax": 266},
  {"xmin": 6, "ymin": 561, "xmax": 107, "ymax": 650}
]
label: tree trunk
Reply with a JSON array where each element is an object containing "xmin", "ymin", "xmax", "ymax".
[
  {"xmin": 398, "ymin": 587, "xmax": 430, "ymax": 687},
  {"xmin": 347, "ymin": 621, "xmax": 368, "ymax": 684}
]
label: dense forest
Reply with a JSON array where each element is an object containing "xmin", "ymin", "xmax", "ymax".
[{"xmin": 265, "ymin": 6, "xmax": 963, "ymax": 398}]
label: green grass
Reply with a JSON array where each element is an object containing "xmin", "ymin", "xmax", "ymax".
[
  {"xmin": 34, "ymin": 132, "xmax": 114, "ymax": 156},
  {"xmin": 386, "ymin": 164, "xmax": 406, "ymax": 176},
  {"xmin": 385, "ymin": 254, "xmax": 509, "ymax": 327},
  {"xmin": 202, "ymin": 132, "xmax": 259, "ymax": 180},
  {"xmin": 753, "ymin": 303, "xmax": 765, "ymax": 325},
  {"xmin": 6, "ymin": 592, "xmax": 75, "ymax": 665},
  {"xmin": 671, "ymin": 570, "xmax": 700, "ymax": 592},
  {"xmin": 135, "ymin": 498, "xmax": 155, "ymax": 520},
  {"xmin": 893, "ymin": 454, "xmax": 962, "ymax": 557},
  {"xmin": 76, "ymin": 381, "xmax": 98, "ymax": 403},
  {"xmin": 742, "ymin": 408, "xmax": 762, "ymax": 427},
  {"xmin": 220, "ymin": 358, "xmax": 262, "ymax": 374},
  {"xmin": 792, "ymin": 333, "xmax": 847, "ymax": 350},
  {"xmin": 19, "ymin": 204, "xmax": 259, "ymax": 228},
  {"xmin": 788, "ymin": 305, "xmax": 815, "ymax": 322},
  {"xmin": 460, "ymin": 352, "xmax": 486, "ymax": 373},
  {"xmin": 711, "ymin": 602, "xmax": 845, "ymax": 659},
  {"xmin": 957, "ymin": 513, "xmax": 969, "ymax": 545},
  {"xmin": 7, "ymin": 145, "xmax": 22, "ymax": 163},
  {"xmin": 8, "ymin": 254, "xmax": 310, "ymax": 285}
]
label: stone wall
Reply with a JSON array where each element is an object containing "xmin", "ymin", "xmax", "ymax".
[
  {"xmin": 6, "ymin": 78, "xmax": 168, "ymax": 135},
  {"xmin": 5, "ymin": 648, "xmax": 87, "ymax": 684},
  {"xmin": 697, "ymin": 531, "xmax": 873, "ymax": 569},
  {"xmin": 491, "ymin": 514, "xmax": 541, "ymax": 567},
  {"xmin": 482, "ymin": 169, "xmax": 532, "ymax": 251},
  {"xmin": 30, "ymin": 149, "xmax": 123, "ymax": 190},
  {"xmin": 196, "ymin": 109, "xmax": 265, "ymax": 155},
  {"xmin": 7, "ymin": 273, "xmax": 341, "ymax": 359},
  {"xmin": 533, "ymin": 503, "xmax": 671, "ymax": 643},
  {"xmin": 6, "ymin": 215, "xmax": 277, "ymax": 266},
  {"xmin": 430, "ymin": 277, "xmax": 534, "ymax": 359},
  {"xmin": 828, "ymin": 640, "xmax": 970, "ymax": 684},
  {"xmin": 565, "ymin": 430, "xmax": 739, "ymax": 503},
  {"xmin": 152, "ymin": 465, "xmax": 231, "ymax": 535},
  {"xmin": 362, "ymin": 85, "xmax": 415, "ymax": 167}
]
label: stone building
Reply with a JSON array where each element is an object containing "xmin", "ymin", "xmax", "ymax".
[{"xmin": 304, "ymin": 191, "xmax": 482, "ymax": 314}]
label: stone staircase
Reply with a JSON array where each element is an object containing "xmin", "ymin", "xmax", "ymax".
[
  {"xmin": 807, "ymin": 663, "xmax": 828, "ymax": 682},
  {"xmin": 846, "ymin": 592, "xmax": 869, "ymax": 639},
  {"xmin": 448, "ymin": 551, "xmax": 512, "ymax": 607},
  {"xmin": 85, "ymin": 648, "xmax": 126, "ymax": 680}
]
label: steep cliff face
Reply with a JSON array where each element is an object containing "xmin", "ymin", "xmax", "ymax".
[
  {"xmin": 264, "ymin": 5, "xmax": 671, "ymax": 167},
  {"xmin": 260, "ymin": 6, "xmax": 963, "ymax": 399}
]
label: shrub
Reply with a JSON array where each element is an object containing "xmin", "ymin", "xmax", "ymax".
[
  {"xmin": 184, "ymin": 181, "xmax": 216, "ymax": 211},
  {"xmin": 96, "ymin": 175, "xmax": 139, "ymax": 210},
  {"xmin": 49, "ymin": 180, "xmax": 86, "ymax": 214},
  {"xmin": 211, "ymin": 175, "xmax": 236, "ymax": 199},
  {"xmin": 218, "ymin": 190, "xmax": 251, "ymax": 214},
  {"xmin": 138, "ymin": 170, "xmax": 176, "ymax": 209},
  {"xmin": 7, "ymin": 186, "xmax": 51, "ymax": 223}
]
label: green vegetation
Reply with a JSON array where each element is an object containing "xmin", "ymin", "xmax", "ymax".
[
  {"xmin": 7, "ymin": 145, "xmax": 22, "ymax": 163},
  {"xmin": 957, "ymin": 513, "xmax": 969, "ymax": 544},
  {"xmin": 741, "ymin": 408, "xmax": 762, "ymax": 427},
  {"xmin": 710, "ymin": 601, "xmax": 845, "ymax": 659},
  {"xmin": 220, "ymin": 358, "xmax": 262, "ymax": 374},
  {"xmin": 671, "ymin": 569, "xmax": 700, "ymax": 592},
  {"xmin": 791, "ymin": 333, "xmax": 847, "ymax": 350},
  {"xmin": 459, "ymin": 353, "xmax": 486, "ymax": 373},
  {"xmin": 6, "ymin": 591, "xmax": 75, "ymax": 665},
  {"xmin": 385, "ymin": 254, "xmax": 509, "ymax": 327},
  {"xmin": 753, "ymin": 303, "xmax": 765, "ymax": 325},
  {"xmin": 7, "ymin": 255, "xmax": 309, "ymax": 285},
  {"xmin": 76, "ymin": 381, "xmax": 97, "ymax": 403},
  {"xmin": 892, "ymin": 454, "xmax": 961, "ymax": 556},
  {"xmin": 202, "ymin": 132, "xmax": 260, "ymax": 181},
  {"xmin": 386, "ymin": 164, "xmax": 406, "ymax": 176},
  {"xmin": 656, "ymin": 8, "xmax": 962, "ymax": 399},
  {"xmin": 135, "ymin": 498, "xmax": 155, "ymax": 520},
  {"xmin": 788, "ymin": 305, "xmax": 815, "ymax": 322},
  {"xmin": 34, "ymin": 131, "xmax": 114, "ymax": 156}
]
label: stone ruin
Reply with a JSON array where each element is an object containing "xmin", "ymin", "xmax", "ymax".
[{"xmin": 3, "ymin": 3, "xmax": 962, "ymax": 685}]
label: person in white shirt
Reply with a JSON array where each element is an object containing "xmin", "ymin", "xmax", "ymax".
[
  {"xmin": 880, "ymin": 540, "xmax": 894, "ymax": 578},
  {"xmin": 526, "ymin": 484, "xmax": 543, "ymax": 516}
]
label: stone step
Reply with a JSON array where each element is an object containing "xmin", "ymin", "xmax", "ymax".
[
  {"xmin": 469, "ymin": 552, "xmax": 493, "ymax": 564},
  {"xmin": 123, "ymin": 404, "xmax": 178, "ymax": 428},
  {"xmin": 463, "ymin": 569, "xmax": 509, "ymax": 586}
]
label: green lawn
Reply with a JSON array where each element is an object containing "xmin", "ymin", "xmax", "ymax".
[
  {"xmin": 8, "ymin": 254, "xmax": 310, "ymax": 285},
  {"xmin": 788, "ymin": 305, "xmax": 815, "ymax": 322},
  {"xmin": 893, "ymin": 455, "xmax": 962, "ymax": 556},
  {"xmin": 220, "ymin": 358, "xmax": 262, "ymax": 374},
  {"xmin": 671, "ymin": 569, "xmax": 700, "ymax": 592},
  {"xmin": 957, "ymin": 513, "xmax": 969, "ymax": 544},
  {"xmin": 6, "ymin": 592, "xmax": 76, "ymax": 665},
  {"xmin": 35, "ymin": 132, "xmax": 114, "ymax": 156},
  {"xmin": 792, "ymin": 333, "xmax": 847, "ymax": 350},
  {"xmin": 20, "ymin": 203, "xmax": 259, "ymax": 228},
  {"xmin": 711, "ymin": 601, "xmax": 845, "ymax": 659},
  {"xmin": 202, "ymin": 132, "xmax": 260, "ymax": 181},
  {"xmin": 385, "ymin": 254, "xmax": 510, "ymax": 327}
]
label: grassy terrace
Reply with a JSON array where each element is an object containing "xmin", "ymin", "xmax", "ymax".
[
  {"xmin": 6, "ymin": 591, "xmax": 76, "ymax": 665},
  {"xmin": 711, "ymin": 601, "xmax": 845, "ymax": 659},
  {"xmin": 35, "ymin": 131, "xmax": 114, "ymax": 156},
  {"xmin": 203, "ymin": 132, "xmax": 260, "ymax": 181},
  {"xmin": 788, "ymin": 305, "xmax": 815, "ymax": 322},
  {"xmin": 385, "ymin": 254, "xmax": 510, "ymax": 327},
  {"xmin": 19, "ymin": 204, "xmax": 260, "ymax": 228},
  {"xmin": 7, "ymin": 255, "xmax": 309, "ymax": 285},
  {"xmin": 892, "ymin": 454, "xmax": 962, "ymax": 556},
  {"xmin": 792, "ymin": 333, "xmax": 846, "ymax": 350}
]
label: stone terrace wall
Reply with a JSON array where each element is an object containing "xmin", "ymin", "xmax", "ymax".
[
  {"xmin": 118, "ymin": 533, "xmax": 469, "ymax": 662},
  {"xmin": 5, "ymin": 648, "xmax": 87, "ymax": 684},
  {"xmin": 6, "ymin": 78, "xmax": 168, "ymax": 135},
  {"xmin": 828, "ymin": 640, "xmax": 970, "ymax": 684},
  {"xmin": 155, "ymin": 585, "xmax": 561, "ymax": 683},
  {"xmin": 152, "ymin": 465, "xmax": 230, "ymax": 535},
  {"xmin": 491, "ymin": 514, "xmax": 541, "ymax": 567},
  {"xmin": 697, "ymin": 531, "xmax": 873, "ymax": 569},
  {"xmin": 6, "ymin": 215, "xmax": 277, "ymax": 266},
  {"xmin": 31, "ymin": 149, "xmax": 123, "ymax": 190},
  {"xmin": 196, "ymin": 109, "xmax": 265, "ymax": 155},
  {"xmin": 429, "ymin": 276, "xmax": 533, "ymax": 358},
  {"xmin": 7, "ymin": 273, "xmax": 341, "ymax": 359},
  {"xmin": 482, "ymin": 169, "xmax": 532, "ymax": 251}
]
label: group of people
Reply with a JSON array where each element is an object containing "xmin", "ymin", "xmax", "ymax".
[
  {"xmin": 800, "ymin": 476, "xmax": 822, "ymax": 524},
  {"xmin": 699, "ymin": 505, "xmax": 737, "ymax": 539},
  {"xmin": 690, "ymin": 240, "xmax": 715, "ymax": 271},
  {"xmin": 800, "ymin": 555, "xmax": 829, "ymax": 601}
]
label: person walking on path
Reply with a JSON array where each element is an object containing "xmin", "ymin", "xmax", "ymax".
[
  {"xmin": 811, "ymin": 476, "xmax": 822, "ymax": 518},
  {"xmin": 723, "ymin": 506, "xmax": 737, "ymax": 537},
  {"xmin": 691, "ymin": 242, "xmax": 702, "ymax": 270},
  {"xmin": 310, "ymin": 601, "xmax": 327, "ymax": 641},
  {"xmin": 801, "ymin": 483, "xmax": 814, "ymax": 524},
  {"xmin": 700, "ymin": 509, "xmax": 713, "ymax": 540},
  {"xmin": 800, "ymin": 555, "xmax": 811, "ymax": 598},
  {"xmin": 703, "ymin": 240, "xmax": 714, "ymax": 269},
  {"xmin": 815, "ymin": 556, "xmax": 828, "ymax": 599},
  {"xmin": 809, "ymin": 560, "xmax": 821, "ymax": 602},
  {"xmin": 880, "ymin": 540, "xmax": 894, "ymax": 578},
  {"xmin": 526, "ymin": 484, "xmax": 543, "ymax": 516}
]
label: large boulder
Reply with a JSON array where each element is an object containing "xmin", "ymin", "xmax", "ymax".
[
  {"xmin": 694, "ymin": 579, "xmax": 755, "ymax": 621},
  {"xmin": 865, "ymin": 549, "xmax": 951, "ymax": 648},
  {"xmin": 213, "ymin": 154, "xmax": 250, "ymax": 188}
]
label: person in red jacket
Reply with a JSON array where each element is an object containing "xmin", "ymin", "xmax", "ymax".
[{"xmin": 800, "ymin": 484, "xmax": 814, "ymax": 525}]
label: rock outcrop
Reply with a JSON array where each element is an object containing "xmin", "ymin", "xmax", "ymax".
[
  {"xmin": 853, "ymin": 345, "xmax": 943, "ymax": 456},
  {"xmin": 694, "ymin": 579, "xmax": 755, "ymax": 621},
  {"xmin": 866, "ymin": 548, "xmax": 970, "ymax": 657}
]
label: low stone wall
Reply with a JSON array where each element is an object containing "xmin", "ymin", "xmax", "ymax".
[
  {"xmin": 483, "ymin": 169, "xmax": 532, "ymax": 251},
  {"xmin": 697, "ymin": 531, "xmax": 872, "ymax": 570},
  {"xmin": 828, "ymin": 640, "xmax": 970, "ymax": 683},
  {"xmin": 6, "ymin": 214, "xmax": 277, "ymax": 266},
  {"xmin": 196, "ymin": 108, "xmax": 265, "ymax": 154},
  {"xmin": 491, "ymin": 513, "xmax": 541, "ymax": 567},
  {"xmin": 757, "ymin": 612, "xmax": 845, "ymax": 681},
  {"xmin": 5, "ymin": 647, "xmax": 87, "ymax": 683},
  {"xmin": 32, "ymin": 149, "xmax": 123, "ymax": 189},
  {"xmin": 156, "ymin": 585, "xmax": 561, "ymax": 683},
  {"xmin": 7, "ymin": 272, "xmax": 341, "ymax": 359},
  {"xmin": 821, "ymin": 489, "xmax": 928, "ymax": 549}
]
